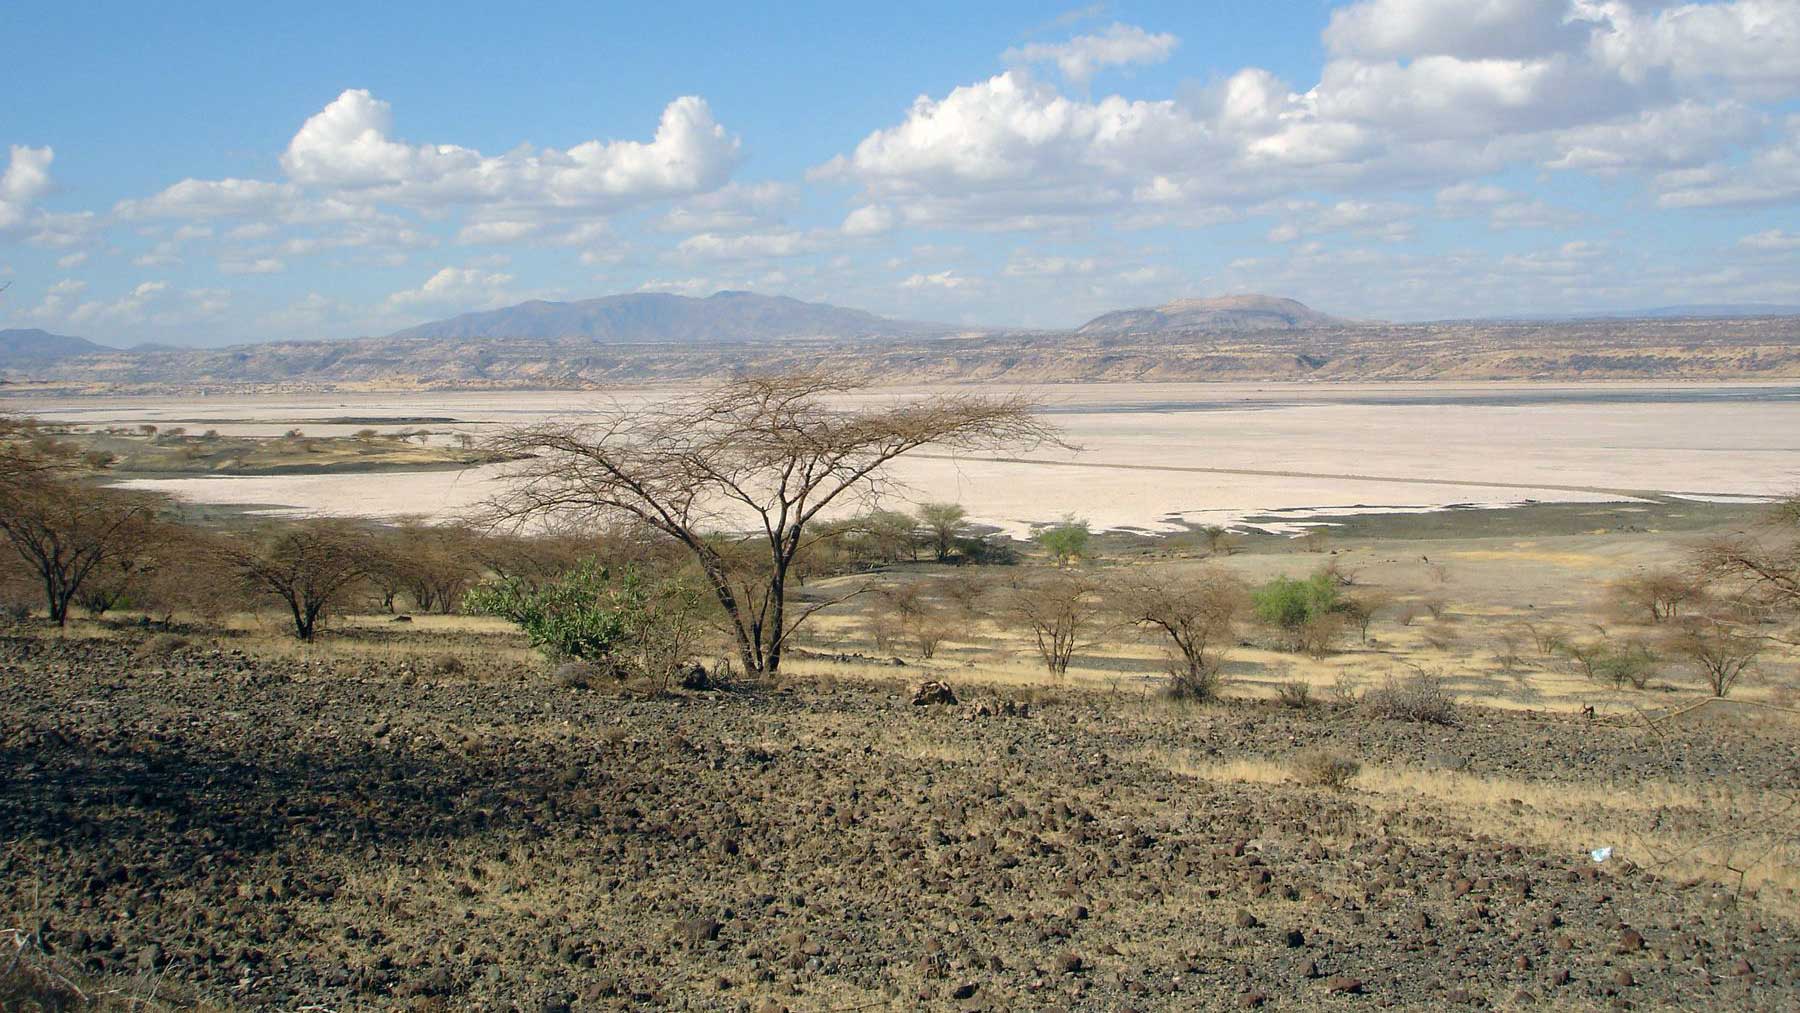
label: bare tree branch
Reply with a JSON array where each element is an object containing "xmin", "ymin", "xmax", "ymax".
[{"xmin": 478, "ymin": 374, "xmax": 1059, "ymax": 676}]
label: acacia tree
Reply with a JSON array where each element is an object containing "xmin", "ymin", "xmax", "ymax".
[
  {"xmin": 1035, "ymin": 515, "xmax": 1091, "ymax": 565},
  {"xmin": 1665, "ymin": 616, "xmax": 1761, "ymax": 697},
  {"xmin": 1612, "ymin": 569, "xmax": 1706, "ymax": 624},
  {"xmin": 916, "ymin": 502, "xmax": 967, "ymax": 562},
  {"xmin": 1699, "ymin": 496, "xmax": 1800, "ymax": 618},
  {"xmin": 221, "ymin": 520, "xmax": 374, "ymax": 640},
  {"xmin": 369, "ymin": 520, "xmax": 484, "ymax": 613},
  {"xmin": 1002, "ymin": 570, "xmax": 1106, "ymax": 677},
  {"xmin": 1116, "ymin": 568, "xmax": 1247, "ymax": 699},
  {"xmin": 484, "ymin": 375, "xmax": 1054, "ymax": 678},
  {"xmin": 0, "ymin": 476, "xmax": 164, "ymax": 625}
]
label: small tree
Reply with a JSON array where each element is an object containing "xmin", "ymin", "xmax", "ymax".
[
  {"xmin": 857, "ymin": 509, "xmax": 920, "ymax": 564},
  {"xmin": 935, "ymin": 570, "xmax": 992, "ymax": 618},
  {"xmin": 75, "ymin": 540, "xmax": 165, "ymax": 616},
  {"xmin": 484, "ymin": 374, "xmax": 1055, "ymax": 678},
  {"xmin": 1612, "ymin": 569, "xmax": 1706, "ymax": 624},
  {"xmin": 1198, "ymin": 525, "xmax": 1236, "ymax": 557},
  {"xmin": 375, "ymin": 521, "xmax": 483, "ymax": 614},
  {"xmin": 917, "ymin": 502, "xmax": 967, "ymax": 562},
  {"xmin": 471, "ymin": 531, "xmax": 593, "ymax": 592},
  {"xmin": 1664, "ymin": 617, "xmax": 1761, "ymax": 697},
  {"xmin": 1116, "ymin": 568, "xmax": 1247, "ymax": 699},
  {"xmin": 1003, "ymin": 571, "xmax": 1104, "ymax": 677},
  {"xmin": 1035, "ymin": 515, "xmax": 1091, "ymax": 566},
  {"xmin": 0, "ymin": 476, "xmax": 163, "ymax": 625},
  {"xmin": 1337, "ymin": 590, "xmax": 1392, "ymax": 643},
  {"xmin": 1252, "ymin": 571, "xmax": 1342, "ymax": 654},
  {"xmin": 140, "ymin": 528, "xmax": 238, "ymax": 624},
  {"xmin": 1562, "ymin": 636, "xmax": 1659, "ymax": 689},
  {"xmin": 221, "ymin": 520, "xmax": 373, "ymax": 640}
]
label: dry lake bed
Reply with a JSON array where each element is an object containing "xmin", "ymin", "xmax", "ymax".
[{"xmin": 12, "ymin": 380, "xmax": 1800, "ymax": 534}]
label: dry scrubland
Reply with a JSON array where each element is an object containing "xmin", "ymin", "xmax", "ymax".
[
  {"xmin": 3, "ymin": 383, "xmax": 1800, "ymax": 1011},
  {"xmin": 5, "ymin": 508, "xmax": 1800, "ymax": 1012}
]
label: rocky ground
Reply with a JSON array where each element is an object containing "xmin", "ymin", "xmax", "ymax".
[{"xmin": 3, "ymin": 631, "xmax": 1799, "ymax": 1011}]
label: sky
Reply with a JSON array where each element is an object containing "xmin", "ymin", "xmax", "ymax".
[{"xmin": 3, "ymin": 0, "xmax": 1800, "ymax": 347}]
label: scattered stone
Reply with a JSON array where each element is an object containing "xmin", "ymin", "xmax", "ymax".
[
  {"xmin": 912, "ymin": 681, "xmax": 957, "ymax": 706},
  {"xmin": 678, "ymin": 918, "xmax": 721, "ymax": 947}
]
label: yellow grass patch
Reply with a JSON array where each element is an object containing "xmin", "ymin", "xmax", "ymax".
[
  {"xmin": 1446, "ymin": 548, "xmax": 1609, "ymax": 567},
  {"xmin": 1161, "ymin": 754, "xmax": 1800, "ymax": 910}
]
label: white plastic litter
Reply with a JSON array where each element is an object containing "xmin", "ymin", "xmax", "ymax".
[{"xmin": 1590, "ymin": 846, "xmax": 1613, "ymax": 863}]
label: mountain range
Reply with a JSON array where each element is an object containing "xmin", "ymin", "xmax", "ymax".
[
  {"xmin": 6, "ymin": 290, "xmax": 1800, "ymax": 387},
  {"xmin": 1076, "ymin": 295, "xmax": 1347, "ymax": 335},
  {"xmin": 384, "ymin": 290, "xmax": 954, "ymax": 342},
  {"xmin": 0, "ymin": 328, "xmax": 112, "ymax": 368}
]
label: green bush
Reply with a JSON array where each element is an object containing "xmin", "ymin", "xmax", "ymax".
[
  {"xmin": 466, "ymin": 561, "xmax": 706, "ymax": 687},
  {"xmin": 1252, "ymin": 572, "xmax": 1341, "ymax": 631},
  {"xmin": 1035, "ymin": 516, "xmax": 1091, "ymax": 565}
]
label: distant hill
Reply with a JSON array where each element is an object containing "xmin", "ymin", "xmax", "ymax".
[
  {"xmin": 1482, "ymin": 304, "xmax": 1800, "ymax": 323},
  {"xmin": 11, "ymin": 289, "xmax": 1800, "ymax": 390},
  {"xmin": 0, "ymin": 328, "xmax": 111, "ymax": 368},
  {"xmin": 384, "ymin": 290, "xmax": 953, "ymax": 342},
  {"xmin": 1604, "ymin": 304, "xmax": 1800, "ymax": 320},
  {"xmin": 1077, "ymin": 294, "xmax": 1348, "ymax": 336}
]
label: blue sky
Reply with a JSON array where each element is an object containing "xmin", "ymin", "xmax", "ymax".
[{"xmin": 4, "ymin": 0, "xmax": 1799, "ymax": 346}]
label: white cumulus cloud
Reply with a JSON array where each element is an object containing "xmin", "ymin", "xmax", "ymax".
[
  {"xmin": 280, "ymin": 89, "xmax": 740, "ymax": 209},
  {"xmin": 386, "ymin": 266, "xmax": 516, "ymax": 309},
  {"xmin": 0, "ymin": 146, "xmax": 55, "ymax": 232},
  {"xmin": 1004, "ymin": 23, "xmax": 1179, "ymax": 87}
]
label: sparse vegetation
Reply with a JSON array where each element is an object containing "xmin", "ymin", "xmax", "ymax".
[
  {"xmin": 466, "ymin": 561, "xmax": 706, "ymax": 689},
  {"xmin": 1612, "ymin": 568, "xmax": 1706, "ymax": 624},
  {"xmin": 482, "ymin": 374, "xmax": 1054, "ymax": 677},
  {"xmin": 1292, "ymin": 749, "xmax": 1361, "ymax": 790},
  {"xmin": 1002, "ymin": 570, "xmax": 1104, "ymax": 677},
  {"xmin": 1664, "ymin": 616, "xmax": 1762, "ymax": 697},
  {"xmin": 1115, "ymin": 567, "xmax": 1246, "ymax": 700},
  {"xmin": 1363, "ymin": 670, "xmax": 1460, "ymax": 725},
  {"xmin": 1034, "ymin": 515, "xmax": 1091, "ymax": 565},
  {"xmin": 1276, "ymin": 680, "xmax": 1314, "ymax": 709},
  {"xmin": 0, "ymin": 397, "xmax": 1798, "ymax": 1013},
  {"xmin": 1562, "ymin": 635, "xmax": 1658, "ymax": 689},
  {"xmin": 1252, "ymin": 571, "xmax": 1344, "ymax": 655}
]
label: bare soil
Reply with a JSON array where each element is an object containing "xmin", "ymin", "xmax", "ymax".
[{"xmin": 4, "ymin": 630, "xmax": 1797, "ymax": 1011}]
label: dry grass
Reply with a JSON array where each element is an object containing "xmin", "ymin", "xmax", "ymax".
[{"xmin": 1159, "ymin": 753, "xmax": 1800, "ymax": 908}]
